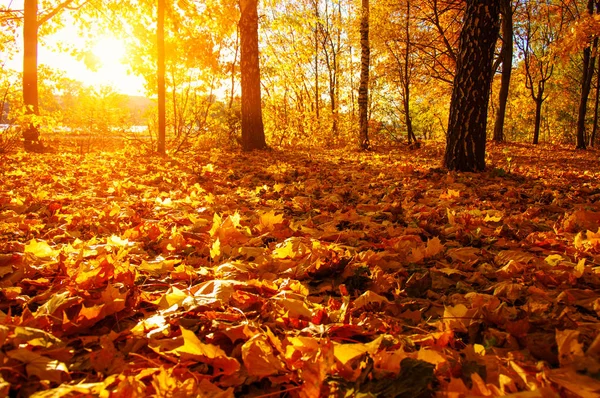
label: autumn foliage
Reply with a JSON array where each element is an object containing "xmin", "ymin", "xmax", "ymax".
[{"xmin": 0, "ymin": 143, "xmax": 599, "ymax": 396}]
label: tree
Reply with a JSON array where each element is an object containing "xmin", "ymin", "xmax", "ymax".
[
  {"xmin": 23, "ymin": 0, "xmax": 84, "ymax": 115},
  {"xmin": 591, "ymin": 56, "xmax": 600, "ymax": 146},
  {"xmin": 239, "ymin": 0, "xmax": 266, "ymax": 150},
  {"xmin": 358, "ymin": 0, "xmax": 370, "ymax": 149},
  {"xmin": 157, "ymin": 0, "xmax": 166, "ymax": 154},
  {"xmin": 378, "ymin": 0, "xmax": 419, "ymax": 146},
  {"xmin": 493, "ymin": 0, "xmax": 516, "ymax": 142},
  {"xmin": 576, "ymin": 0, "xmax": 599, "ymax": 149},
  {"xmin": 443, "ymin": 0, "xmax": 500, "ymax": 171},
  {"xmin": 515, "ymin": 0, "xmax": 563, "ymax": 145}
]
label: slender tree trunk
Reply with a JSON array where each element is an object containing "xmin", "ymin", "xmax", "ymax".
[
  {"xmin": 239, "ymin": 0, "xmax": 266, "ymax": 151},
  {"xmin": 23, "ymin": 0, "xmax": 39, "ymax": 115},
  {"xmin": 333, "ymin": 0, "xmax": 341, "ymax": 137},
  {"xmin": 444, "ymin": 0, "xmax": 500, "ymax": 171},
  {"xmin": 532, "ymin": 95, "xmax": 542, "ymax": 145},
  {"xmin": 157, "ymin": 0, "xmax": 166, "ymax": 154},
  {"xmin": 228, "ymin": 27, "xmax": 239, "ymax": 110},
  {"xmin": 591, "ymin": 56, "xmax": 600, "ymax": 146},
  {"xmin": 493, "ymin": 0, "xmax": 513, "ymax": 142},
  {"xmin": 404, "ymin": 1, "xmax": 416, "ymax": 145},
  {"xmin": 314, "ymin": 0, "xmax": 320, "ymax": 123},
  {"xmin": 576, "ymin": 0, "xmax": 598, "ymax": 150},
  {"xmin": 358, "ymin": 0, "xmax": 370, "ymax": 149}
]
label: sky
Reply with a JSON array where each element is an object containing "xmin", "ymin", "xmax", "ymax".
[{"xmin": 2, "ymin": 1, "xmax": 146, "ymax": 96}]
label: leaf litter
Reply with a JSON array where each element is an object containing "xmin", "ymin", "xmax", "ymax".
[{"xmin": 1, "ymin": 143, "xmax": 600, "ymax": 397}]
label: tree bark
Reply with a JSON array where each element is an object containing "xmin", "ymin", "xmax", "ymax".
[
  {"xmin": 358, "ymin": 0, "xmax": 370, "ymax": 150},
  {"xmin": 157, "ymin": 0, "xmax": 166, "ymax": 155},
  {"xmin": 239, "ymin": 0, "xmax": 266, "ymax": 151},
  {"xmin": 493, "ymin": 0, "xmax": 513, "ymax": 142},
  {"xmin": 444, "ymin": 0, "xmax": 500, "ymax": 172},
  {"xmin": 591, "ymin": 56, "xmax": 600, "ymax": 147},
  {"xmin": 576, "ymin": 0, "xmax": 598, "ymax": 150},
  {"xmin": 23, "ymin": 0, "xmax": 39, "ymax": 115},
  {"xmin": 533, "ymin": 95, "xmax": 542, "ymax": 145},
  {"xmin": 314, "ymin": 0, "xmax": 320, "ymax": 123},
  {"xmin": 404, "ymin": 1, "xmax": 416, "ymax": 146}
]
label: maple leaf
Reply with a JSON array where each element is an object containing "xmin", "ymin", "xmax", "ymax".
[
  {"xmin": 210, "ymin": 237, "xmax": 221, "ymax": 260},
  {"xmin": 7, "ymin": 348, "xmax": 69, "ymax": 383},
  {"xmin": 24, "ymin": 239, "xmax": 58, "ymax": 258},
  {"xmin": 257, "ymin": 209, "xmax": 284, "ymax": 232},
  {"xmin": 242, "ymin": 333, "xmax": 285, "ymax": 377},
  {"xmin": 174, "ymin": 327, "xmax": 240, "ymax": 375}
]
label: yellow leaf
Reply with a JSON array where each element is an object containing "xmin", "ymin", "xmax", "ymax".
[
  {"xmin": 209, "ymin": 213, "xmax": 222, "ymax": 237},
  {"xmin": 417, "ymin": 348, "xmax": 447, "ymax": 367},
  {"xmin": 242, "ymin": 334, "xmax": 285, "ymax": 377},
  {"xmin": 272, "ymin": 296, "xmax": 313, "ymax": 319},
  {"xmin": 258, "ymin": 210, "xmax": 284, "ymax": 232},
  {"xmin": 230, "ymin": 212, "xmax": 242, "ymax": 228},
  {"xmin": 155, "ymin": 286, "xmax": 188, "ymax": 310},
  {"xmin": 210, "ymin": 238, "xmax": 221, "ymax": 260},
  {"xmin": 353, "ymin": 290, "xmax": 391, "ymax": 310},
  {"xmin": 107, "ymin": 235, "xmax": 131, "ymax": 247},
  {"xmin": 7, "ymin": 348, "xmax": 68, "ymax": 383},
  {"xmin": 175, "ymin": 327, "xmax": 240, "ymax": 375},
  {"xmin": 202, "ymin": 163, "xmax": 215, "ymax": 173},
  {"xmin": 544, "ymin": 254, "xmax": 563, "ymax": 266},
  {"xmin": 109, "ymin": 204, "xmax": 120, "ymax": 217},
  {"xmin": 574, "ymin": 259, "xmax": 585, "ymax": 278},
  {"xmin": 24, "ymin": 239, "xmax": 57, "ymax": 258},
  {"xmin": 333, "ymin": 336, "xmax": 383, "ymax": 366},
  {"xmin": 443, "ymin": 304, "xmax": 471, "ymax": 332},
  {"xmin": 484, "ymin": 213, "xmax": 502, "ymax": 222}
]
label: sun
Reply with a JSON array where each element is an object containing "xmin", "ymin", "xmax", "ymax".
[
  {"xmin": 92, "ymin": 37, "xmax": 127, "ymax": 69},
  {"xmin": 83, "ymin": 36, "xmax": 144, "ymax": 95}
]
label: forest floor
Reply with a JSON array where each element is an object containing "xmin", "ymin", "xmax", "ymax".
[{"xmin": 1, "ymin": 142, "xmax": 600, "ymax": 397}]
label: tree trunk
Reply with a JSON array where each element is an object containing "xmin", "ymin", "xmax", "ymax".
[
  {"xmin": 591, "ymin": 56, "xmax": 600, "ymax": 147},
  {"xmin": 493, "ymin": 0, "xmax": 513, "ymax": 142},
  {"xmin": 157, "ymin": 0, "xmax": 166, "ymax": 155},
  {"xmin": 23, "ymin": 0, "xmax": 39, "ymax": 115},
  {"xmin": 239, "ymin": 0, "xmax": 266, "ymax": 151},
  {"xmin": 314, "ymin": 0, "xmax": 320, "ymax": 123},
  {"xmin": 358, "ymin": 0, "xmax": 370, "ymax": 150},
  {"xmin": 444, "ymin": 0, "xmax": 500, "ymax": 171},
  {"xmin": 532, "ymin": 95, "xmax": 542, "ymax": 145},
  {"xmin": 404, "ymin": 1, "xmax": 416, "ymax": 146},
  {"xmin": 576, "ymin": 0, "xmax": 598, "ymax": 150}
]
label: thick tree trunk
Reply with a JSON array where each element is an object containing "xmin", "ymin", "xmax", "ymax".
[
  {"xmin": 532, "ymin": 96, "xmax": 542, "ymax": 145},
  {"xmin": 157, "ymin": 0, "xmax": 166, "ymax": 155},
  {"xmin": 576, "ymin": 0, "xmax": 598, "ymax": 150},
  {"xmin": 493, "ymin": 0, "xmax": 513, "ymax": 142},
  {"xmin": 23, "ymin": 0, "xmax": 38, "ymax": 115},
  {"xmin": 358, "ymin": 0, "xmax": 370, "ymax": 150},
  {"xmin": 444, "ymin": 0, "xmax": 500, "ymax": 171},
  {"xmin": 239, "ymin": 0, "xmax": 266, "ymax": 151}
]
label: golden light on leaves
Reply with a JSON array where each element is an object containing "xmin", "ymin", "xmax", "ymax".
[
  {"xmin": 2, "ymin": 146, "xmax": 600, "ymax": 396},
  {"xmin": 24, "ymin": 239, "xmax": 57, "ymax": 258}
]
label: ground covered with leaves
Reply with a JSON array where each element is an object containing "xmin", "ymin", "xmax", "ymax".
[{"xmin": 1, "ymin": 142, "xmax": 600, "ymax": 397}]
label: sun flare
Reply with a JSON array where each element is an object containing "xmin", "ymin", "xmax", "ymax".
[{"xmin": 91, "ymin": 37, "xmax": 127, "ymax": 69}]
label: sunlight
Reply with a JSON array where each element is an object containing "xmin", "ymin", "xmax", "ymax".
[
  {"xmin": 92, "ymin": 37, "xmax": 126, "ymax": 68},
  {"xmin": 83, "ymin": 35, "xmax": 144, "ymax": 95}
]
